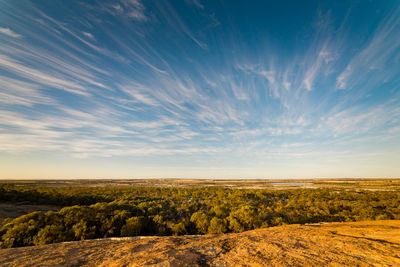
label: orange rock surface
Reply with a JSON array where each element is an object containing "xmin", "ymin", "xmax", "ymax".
[{"xmin": 1, "ymin": 220, "xmax": 399, "ymax": 266}]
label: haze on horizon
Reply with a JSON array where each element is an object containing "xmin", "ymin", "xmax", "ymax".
[{"xmin": 0, "ymin": 0, "xmax": 399, "ymax": 179}]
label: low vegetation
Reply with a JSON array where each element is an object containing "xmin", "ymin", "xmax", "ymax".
[{"xmin": 0, "ymin": 182, "xmax": 399, "ymax": 248}]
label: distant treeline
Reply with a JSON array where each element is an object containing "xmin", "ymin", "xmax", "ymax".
[{"xmin": 0, "ymin": 184, "xmax": 399, "ymax": 248}]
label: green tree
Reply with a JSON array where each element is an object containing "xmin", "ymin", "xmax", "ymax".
[
  {"xmin": 72, "ymin": 220, "xmax": 96, "ymax": 240},
  {"xmin": 190, "ymin": 212, "xmax": 210, "ymax": 234},
  {"xmin": 33, "ymin": 225, "xmax": 68, "ymax": 245},
  {"xmin": 208, "ymin": 217, "xmax": 227, "ymax": 234},
  {"xmin": 171, "ymin": 221, "xmax": 187, "ymax": 235},
  {"xmin": 121, "ymin": 217, "xmax": 145, "ymax": 236}
]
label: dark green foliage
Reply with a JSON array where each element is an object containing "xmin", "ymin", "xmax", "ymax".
[
  {"xmin": 121, "ymin": 216, "xmax": 145, "ymax": 236},
  {"xmin": 208, "ymin": 217, "xmax": 227, "ymax": 234},
  {"xmin": 190, "ymin": 212, "xmax": 210, "ymax": 234},
  {"xmin": 0, "ymin": 183, "xmax": 399, "ymax": 248},
  {"xmin": 33, "ymin": 225, "xmax": 69, "ymax": 245}
]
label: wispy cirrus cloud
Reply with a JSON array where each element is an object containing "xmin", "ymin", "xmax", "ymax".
[
  {"xmin": 186, "ymin": 0, "xmax": 204, "ymax": 10},
  {"xmin": 118, "ymin": 82, "xmax": 159, "ymax": 107},
  {"xmin": 0, "ymin": 55, "xmax": 90, "ymax": 96},
  {"xmin": 155, "ymin": 1, "xmax": 208, "ymax": 49},
  {"xmin": 0, "ymin": 1, "xmax": 399, "ymax": 178},
  {"xmin": 0, "ymin": 27, "xmax": 22, "ymax": 38},
  {"xmin": 82, "ymin": 31, "xmax": 96, "ymax": 41},
  {"xmin": 104, "ymin": 0, "xmax": 148, "ymax": 21},
  {"xmin": 0, "ymin": 76, "xmax": 54, "ymax": 106},
  {"xmin": 336, "ymin": 7, "xmax": 400, "ymax": 90}
]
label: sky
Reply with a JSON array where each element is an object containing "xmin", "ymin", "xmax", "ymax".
[{"xmin": 0, "ymin": 0, "xmax": 399, "ymax": 179}]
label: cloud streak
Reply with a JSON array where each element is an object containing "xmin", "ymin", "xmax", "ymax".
[
  {"xmin": 336, "ymin": 7, "xmax": 400, "ymax": 90},
  {"xmin": 0, "ymin": 27, "xmax": 22, "ymax": 38}
]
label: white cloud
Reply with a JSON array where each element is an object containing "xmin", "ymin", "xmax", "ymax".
[
  {"xmin": 315, "ymin": 103, "xmax": 400, "ymax": 137},
  {"xmin": 302, "ymin": 47, "xmax": 331, "ymax": 91},
  {"xmin": 186, "ymin": 0, "xmax": 204, "ymax": 9},
  {"xmin": 0, "ymin": 55, "xmax": 89, "ymax": 96},
  {"xmin": 336, "ymin": 8, "xmax": 400, "ymax": 90},
  {"xmin": 0, "ymin": 27, "xmax": 22, "ymax": 38},
  {"xmin": 82, "ymin": 31, "xmax": 96, "ymax": 41},
  {"xmin": 156, "ymin": 1, "xmax": 207, "ymax": 49},
  {"xmin": 108, "ymin": 0, "xmax": 148, "ymax": 21},
  {"xmin": 230, "ymin": 80, "xmax": 250, "ymax": 101},
  {"xmin": 118, "ymin": 83, "xmax": 159, "ymax": 106},
  {"xmin": 0, "ymin": 76, "xmax": 54, "ymax": 106}
]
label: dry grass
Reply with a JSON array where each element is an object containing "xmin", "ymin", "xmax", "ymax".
[{"xmin": 2, "ymin": 178, "xmax": 399, "ymax": 190}]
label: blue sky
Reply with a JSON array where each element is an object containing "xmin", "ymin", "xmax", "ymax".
[{"xmin": 0, "ymin": 0, "xmax": 399, "ymax": 179}]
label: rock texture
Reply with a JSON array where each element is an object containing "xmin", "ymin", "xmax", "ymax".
[{"xmin": 1, "ymin": 220, "xmax": 399, "ymax": 267}]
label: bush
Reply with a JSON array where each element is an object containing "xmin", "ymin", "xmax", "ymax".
[
  {"xmin": 208, "ymin": 217, "xmax": 227, "ymax": 234},
  {"xmin": 121, "ymin": 217, "xmax": 145, "ymax": 236},
  {"xmin": 33, "ymin": 225, "xmax": 69, "ymax": 245}
]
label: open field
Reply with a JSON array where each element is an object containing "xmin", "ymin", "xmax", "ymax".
[
  {"xmin": 1, "ymin": 220, "xmax": 399, "ymax": 266},
  {"xmin": 2, "ymin": 178, "xmax": 400, "ymax": 190}
]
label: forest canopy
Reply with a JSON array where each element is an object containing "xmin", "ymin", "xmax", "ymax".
[{"xmin": 0, "ymin": 183, "xmax": 399, "ymax": 248}]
